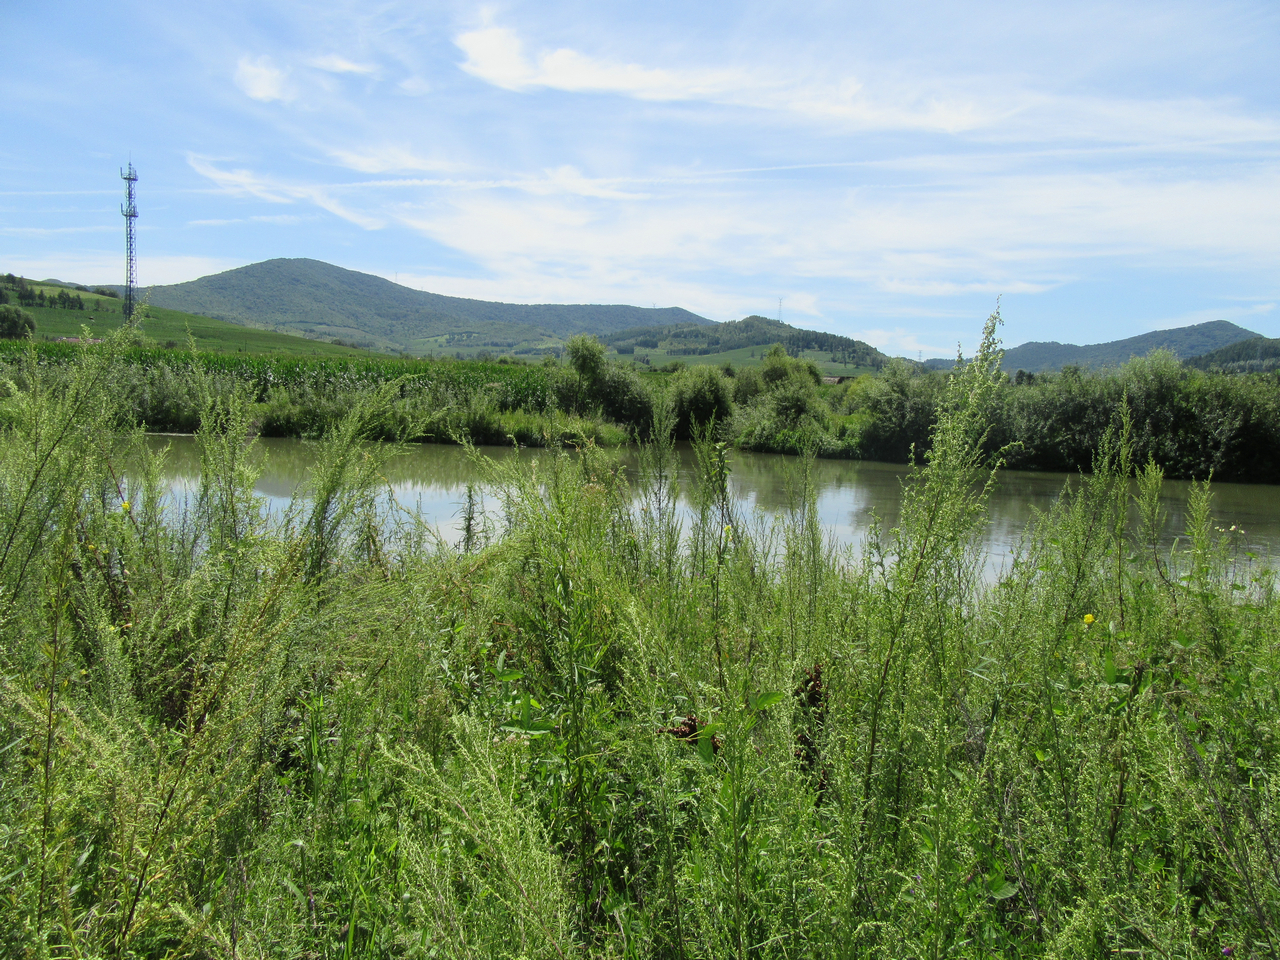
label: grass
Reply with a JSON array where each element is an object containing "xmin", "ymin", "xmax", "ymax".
[{"xmin": 0, "ymin": 315, "xmax": 1277, "ymax": 957}]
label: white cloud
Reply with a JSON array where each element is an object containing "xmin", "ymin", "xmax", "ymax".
[
  {"xmin": 307, "ymin": 54, "xmax": 376, "ymax": 76},
  {"xmin": 234, "ymin": 55, "xmax": 292, "ymax": 103},
  {"xmin": 454, "ymin": 25, "xmax": 995, "ymax": 133}
]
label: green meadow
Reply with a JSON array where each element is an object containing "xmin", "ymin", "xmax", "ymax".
[{"xmin": 1, "ymin": 316, "xmax": 1277, "ymax": 957}]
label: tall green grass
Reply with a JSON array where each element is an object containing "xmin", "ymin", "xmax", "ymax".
[{"xmin": 1, "ymin": 314, "xmax": 1277, "ymax": 957}]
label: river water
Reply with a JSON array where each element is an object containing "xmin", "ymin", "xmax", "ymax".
[{"xmin": 147, "ymin": 435, "xmax": 1280, "ymax": 574}]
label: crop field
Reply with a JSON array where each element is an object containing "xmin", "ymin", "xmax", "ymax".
[{"xmin": 1, "ymin": 318, "xmax": 1277, "ymax": 957}]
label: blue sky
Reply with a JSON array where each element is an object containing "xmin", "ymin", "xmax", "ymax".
[{"xmin": 3, "ymin": 0, "xmax": 1278, "ymax": 356}]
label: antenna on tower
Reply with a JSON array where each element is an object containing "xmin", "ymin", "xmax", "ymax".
[
  {"xmin": 778, "ymin": 298, "xmax": 782, "ymax": 323},
  {"xmin": 121, "ymin": 162, "xmax": 138, "ymax": 320}
]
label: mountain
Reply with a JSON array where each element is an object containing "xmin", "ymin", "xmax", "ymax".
[
  {"xmin": 130, "ymin": 258, "xmax": 711, "ymax": 354},
  {"xmin": 923, "ymin": 320, "xmax": 1261, "ymax": 373},
  {"xmin": 603, "ymin": 315, "xmax": 890, "ymax": 368}
]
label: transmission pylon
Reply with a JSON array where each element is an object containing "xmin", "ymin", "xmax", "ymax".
[{"xmin": 121, "ymin": 163, "xmax": 138, "ymax": 319}]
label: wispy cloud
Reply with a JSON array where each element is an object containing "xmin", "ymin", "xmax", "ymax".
[
  {"xmin": 307, "ymin": 54, "xmax": 376, "ymax": 76},
  {"xmin": 187, "ymin": 155, "xmax": 385, "ymax": 229},
  {"xmin": 233, "ymin": 54, "xmax": 292, "ymax": 103}
]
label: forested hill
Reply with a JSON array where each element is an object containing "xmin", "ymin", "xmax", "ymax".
[
  {"xmin": 1185, "ymin": 336, "xmax": 1280, "ymax": 373},
  {"xmin": 131, "ymin": 258, "xmax": 711, "ymax": 353},
  {"xmin": 603, "ymin": 315, "xmax": 890, "ymax": 368},
  {"xmin": 924, "ymin": 320, "xmax": 1260, "ymax": 373}
]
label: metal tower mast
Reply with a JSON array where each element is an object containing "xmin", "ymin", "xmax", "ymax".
[{"xmin": 121, "ymin": 163, "xmax": 138, "ymax": 319}]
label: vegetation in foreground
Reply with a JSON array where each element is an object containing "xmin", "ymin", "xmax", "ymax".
[{"xmin": 1, "ymin": 315, "xmax": 1278, "ymax": 958}]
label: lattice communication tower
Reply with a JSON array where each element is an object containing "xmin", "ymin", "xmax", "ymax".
[{"xmin": 121, "ymin": 163, "xmax": 138, "ymax": 319}]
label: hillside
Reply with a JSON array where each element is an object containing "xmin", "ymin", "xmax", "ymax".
[
  {"xmin": 923, "ymin": 320, "xmax": 1261, "ymax": 373},
  {"xmin": 128, "ymin": 258, "xmax": 711, "ymax": 355},
  {"xmin": 603, "ymin": 315, "xmax": 889, "ymax": 369},
  {"xmin": 1185, "ymin": 336, "xmax": 1280, "ymax": 373},
  {"xmin": 0, "ymin": 275, "xmax": 375, "ymax": 357}
]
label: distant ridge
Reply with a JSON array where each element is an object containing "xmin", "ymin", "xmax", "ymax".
[
  {"xmin": 131, "ymin": 258, "xmax": 711, "ymax": 354},
  {"xmin": 603, "ymin": 315, "xmax": 890, "ymax": 368},
  {"xmin": 923, "ymin": 320, "xmax": 1261, "ymax": 373}
]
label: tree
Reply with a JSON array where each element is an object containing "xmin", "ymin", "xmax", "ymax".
[
  {"xmin": 565, "ymin": 334, "xmax": 606, "ymax": 384},
  {"xmin": 0, "ymin": 305, "xmax": 35, "ymax": 339}
]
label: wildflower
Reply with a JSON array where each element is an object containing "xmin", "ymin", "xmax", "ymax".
[
  {"xmin": 121, "ymin": 501, "xmax": 131, "ymax": 512},
  {"xmin": 1083, "ymin": 614, "xmax": 1095, "ymax": 625}
]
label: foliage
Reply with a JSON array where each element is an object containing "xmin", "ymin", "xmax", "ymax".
[
  {"xmin": 0, "ymin": 305, "xmax": 36, "ymax": 339},
  {"xmin": 1187, "ymin": 336, "xmax": 1280, "ymax": 374},
  {"xmin": 668, "ymin": 364, "xmax": 734, "ymax": 439}
]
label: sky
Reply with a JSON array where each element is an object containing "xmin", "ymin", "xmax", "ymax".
[{"xmin": 3, "ymin": 0, "xmax": 1278, "ymax": 357}]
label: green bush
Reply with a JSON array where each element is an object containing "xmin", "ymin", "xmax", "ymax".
[{"xmin": 668, "ymin": 364, "xmax": 733, "ymax": 439}]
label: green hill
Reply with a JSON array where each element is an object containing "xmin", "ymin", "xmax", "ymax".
[
  {"xmin": 123, "ymin": 258, "xmax": 711, "ymax": 356},
  {"xmin": 924, "ymin": 320, "xmax": 1261, "ymax": 373},
  {"xmin": 1185, "ymin": 336, "xmax": 1280, "ymax": 373},
  {"xmin": 603, "ymin": 315, "xmax": 889, "ymax": 370}
]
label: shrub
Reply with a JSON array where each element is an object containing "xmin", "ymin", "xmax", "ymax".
[
  {"xmin": 668, "ymin": 364, "xmax": 733, "ymax": 439},
  {"xmin": 0, "ymin": 305, "xmax": 35, "ymax": 339}
]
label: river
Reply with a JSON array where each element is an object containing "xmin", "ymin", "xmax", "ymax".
[{"xmin": 147, "ymin": 435, "xmax": 1280, "ymax": 574}]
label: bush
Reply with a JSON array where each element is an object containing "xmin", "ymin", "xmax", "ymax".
[
  {"xmin": 668, "ymin": 364, "xmax": 733, "ymax": 439},
  {"xmin": 0, "ymin": 305, "xmax": 34, "ymax": 339}
]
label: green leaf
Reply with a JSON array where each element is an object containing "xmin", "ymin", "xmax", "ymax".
[
  {"xmin": 697, "ymin": 723, "xmax": 721, "ymax": 764},
  {"xmin": 500, "ymin": 718, "xmax": 554, "ymax": 737},
  {"xmin": 989, "ymin": 880, "xmax": 1018, "ymax": 900},
  {"xmin": 751, "ymin": 691, "xmax": 785, "ymax": 711},
  {"xmin": 917, "ymin": 824, "xmax": 936, "ymax": 853}
]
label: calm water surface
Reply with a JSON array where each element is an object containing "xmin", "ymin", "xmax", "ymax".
[{"xmin": 147, "ymin": 435, "xmax": 1280, "ymax": 573}]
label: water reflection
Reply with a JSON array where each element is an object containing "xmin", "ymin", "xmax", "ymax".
[{"xmin": 146, "ymin": 435, "xmax": 1280, "ymax": 570}]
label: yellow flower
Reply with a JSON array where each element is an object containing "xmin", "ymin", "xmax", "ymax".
[
  {"xmin": 1083, "ymin": 614, "xmax": 1095, "ymax": 625},
  {"xmin": 121, "ymin": 501, "xmax": 131, "ymax": 512}
]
